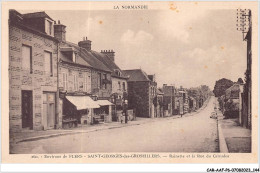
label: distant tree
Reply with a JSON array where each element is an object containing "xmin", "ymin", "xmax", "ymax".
[
  {"xmin": 213, "ymin": 78, "xmax": 234, "ymax": 97},
  {"xmin": 128, "ymin": 89, "xmax": 143, "ymax": 116},
  {"xmin": 187, "ymin": 85, "xmax": 211, "ymax": 109}
]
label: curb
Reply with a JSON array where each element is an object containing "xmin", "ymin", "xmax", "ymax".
[
  {"xmin": 215, "ymin": 97, "xmax": 229, "ymax": 153},
  {"xmin": 16, "ymin": 98, "xmax": 211, "ymax": 144},
  {"xmin": 17, "ymin": 122, "xmax": 143, "ymax": 143},
  {"xmin": 218, "ymin": 121, "xmax": 229, "ymax": 153},
  {"xmin": 16, "ymin": 116, "xmax": 181, "ymax": 143},
  {"xmin": 17, "ymin": 131, "xmax": 80, "ymax": 143}
]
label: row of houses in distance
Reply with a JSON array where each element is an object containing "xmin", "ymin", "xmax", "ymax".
[{"xmin": 9, "ymin": 10, "xmax": 211, "ymax": 133}]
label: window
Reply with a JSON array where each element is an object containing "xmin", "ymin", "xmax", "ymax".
[
  {"xmin": 79, "ymin": 72, "xmax": 82, "ymax": 78},
  {"xmin": 72, "ymin": 52, "xmax": 76, "ymax": 63},
  {"xmin": 98, "ymin": 73, "xmax": 101, "ymax": 89},
  {"xmin": 44, "ymin": 51, "xmax": 53, "ymax": 76},
  {"xmin": 62, "ymin": 73, "xmax": 68, "ymax": 90},
  {"xmin": 84, "ymin": 74, "xmax": 88, "ymax": 92},
  {"xmin": 103, "ymin": 74, "xmax": 107, "ymax": 89},
  {"xmin": 122, "ymin": 82, "xmax": 126, "ymax": 91},
  {"xmin": 73, "ymin": 74, "xmax": 78, "ymax": 91},
  {"xmin": 22, "ymin": 45, "xmax": 32, "ymax": 73},
  {"xmin": 45, "ymin": 19, "xmax": 53, "ymax": 36},
  {"xmin": 88, "ymin": 75, "xmax": 91, "ymax": 91},
  {"xmin": 118, "ymin": 82, "xmax": 121, "ymax": 90},
  {"xmin": 114, "ymin": 69, "xmax": 121, "ymax": 77}
]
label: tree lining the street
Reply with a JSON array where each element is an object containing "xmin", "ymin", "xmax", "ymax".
[{"xmin": 213, "ymin": 78, "xmax": 234, "ymax": 97}]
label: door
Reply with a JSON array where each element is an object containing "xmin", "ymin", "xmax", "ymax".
[
  {"xmin": 151, "ymin": 104, "xmax": 154, "ymax": 118},
  {"xmin": 22, "ymin": 90, "xmax": 33, "ymax": 129},
  {"xmin": 43, "ymin": 92, "xmax": 56, "ymax": 129}
]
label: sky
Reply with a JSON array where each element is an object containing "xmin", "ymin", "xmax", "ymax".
[{"xmin": 21, "ymin": 7, "xmax": 247, "ymax": 90}]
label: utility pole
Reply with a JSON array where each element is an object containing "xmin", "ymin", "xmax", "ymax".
[
  {"xmin": 236, "ymin": 9, "xmax": 251, "ymax": 41},
  {"xmin": 236, "ymin": 9, "xmax": 252, "ymax": 129}
]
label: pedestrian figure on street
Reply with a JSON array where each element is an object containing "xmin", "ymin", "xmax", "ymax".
[
  {"xmin": 123, "ymin": 100, "xmax": 128, "ymax": 124},
  {"xmin": 120, "ymin": 111, "xmax": 124, "ymax": 123}
]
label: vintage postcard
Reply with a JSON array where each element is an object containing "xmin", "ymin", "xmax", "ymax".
[{"xmin": 1, "ymin": 1, "xmax": 259, "ymax": 164}]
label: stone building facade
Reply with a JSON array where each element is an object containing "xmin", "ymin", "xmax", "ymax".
[
  {"xmin": 9, "ymin": 10, "xmax": 60, "ymax": 132},
  {"xmin": 76, "ymin": 39, "xmax": 112, "ymax": 99},
  {"xmin": 95, "ymin": 50, "xmax": 129, "ymax": 121},
  {"xmin": 162, "ymin": 84, "xmax": 177, "ymax": 116},
  {"xmin": 59, "ymin": 62, "xmax": 92, "ymax": 94},
  {"xmin": 156, "ymin": 88, "xmax": 164, "ymax": 117},
  {"xmin": 176, "ymin": 88, "xmax": 189, "ymax": 115},
  {"xmin": 123, "ymin": 69, "xmax": 157, "ymax": 118},
  {"xmin": 54, "ymin": 19, "xmax": 113, "ymax": 124},
  {"xmin": 111, "ymin": 76, "xmax": 127, "ymax": 99}
]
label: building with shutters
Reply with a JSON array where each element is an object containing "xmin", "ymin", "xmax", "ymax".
[
  {"xmin": 54, "ymin": 20, "xmax": 114, "ymax": 125},
  {"xmin": 9, "ymin": 10, "xmax": 60, "ymax": 132},
  {"xmin": 98, "ymin": 50, "xmax": 129, "ymax": 121}
]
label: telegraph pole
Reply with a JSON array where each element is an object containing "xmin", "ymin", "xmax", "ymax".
[
  {"xmin": 236, "ymin": 9, "xmax": 251, "ymax": 41},
  {"xmin": 236, "ymin": 9, "xmax": 252, "ymax": 129}
]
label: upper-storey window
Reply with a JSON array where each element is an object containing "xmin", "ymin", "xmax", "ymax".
[
  {"xmin": 115, "ymin": 69, "xmax": 121, "ymax": 77},
  {"xmin": 103, "ymin": 74, "xmax": 107, "ymax": 89},
  {"xmin": 74, "ymin": 74, "xmax": 78, "ymax": 91},
  {"xmin": 44, "ymin": 51, "xmax": 53, "ymax": 76},
  {"xmin": 84, "ymin": 74, "xmax": 88, "ymax": 92},
  {"xmin": 118, "ymin": 81, "xmax": 121, "ymax": 90},
  {"xmin": 45, "ymin": 19, "xmax": 53, "ymax": 36},
  {"xmin": 72, "ymin": 52, "xmax": 76, "ymax": 63},
  {"xmin": 22, "ymin": 44, "xmax": 32, "ymax": 73},
  {"xmin": 62, "ymin": 72, "xmax": 68, "ymax": 90},
  {"xmin": 98, "ymin": 73, "xmax": 101, "ymax": 89},
  {"xmin": 122, "ymin": 82, "xmax": 126, "ymax": 91}
]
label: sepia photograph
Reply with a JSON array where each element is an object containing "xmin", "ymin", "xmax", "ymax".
[{"xmin": 1, "ymin": 1, "xmax": 258, "ymax": 165}]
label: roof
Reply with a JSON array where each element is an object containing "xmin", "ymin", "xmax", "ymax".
[
  {"xmin": 59, "ymin": 43, "xmax": 92, "ymax": 68},
  {"xmin": 157, "ymin": 88, "xmax": 164, "ymax": 95},
  {"xmin": 23, "ymin": 11, "xmax": 54, "ymax": 21},
  {"xmin": 163, "ymin": 85, "xmax": 175, "ymax": 96},
  {"xmin": 148, "ymin": 75, "xmax": 155, "ymax": 82},
  {"xmin": 91, "ymin": 51, "xmax": 128, "ymax": 79},
  {"xmin": 63, "ymin": 42, "xmax": 112, "ymax": 73},
  {"xmin": 225, "ymin": 83, "xmax": 241, "ymax": 99},
  {"xmin": 9, "ymin": 10, "xmax": 58, "ymax": 42},
  {"xmin": 122, "ymin": 69, "xmax": 151, "ymax": 82}
]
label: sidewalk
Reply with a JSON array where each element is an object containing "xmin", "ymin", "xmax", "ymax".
[
  {"xmin": 11, "ymin": 98, "xmax": 210, "ymax": 145},
  {"xmin": 10, "ymin": 115, "xmax": 181, "ymax": 144},
  {"xmin": 216, "ymin": 101, "xmax": 251, "ymax": 153}
]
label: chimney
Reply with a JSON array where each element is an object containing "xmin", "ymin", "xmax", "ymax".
[
  {"xmin": 54, "ymin": 20, "xmax": 66, "ymax": 42},
  {"xmin": 101, "ymin": 49, "xmax": 115, "ymax": 62},
  {"xmin": 78, "ymin": 37, "xmax": 92, "ymax": 51}
]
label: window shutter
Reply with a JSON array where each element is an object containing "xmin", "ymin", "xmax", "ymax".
[
  {"xmin": 44, "ymin": 51, "xmax": 52, "ymax": 75},
  {"xmin": 22, "ymin": 45, "xmax": 31, "ymax": 71}
]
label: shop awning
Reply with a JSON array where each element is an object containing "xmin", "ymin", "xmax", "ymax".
[
  {"xmin": 66, "ymin": 96, "xmax": 100, "ymax": 110},
  {"xmin": 96, "ymin": 100, "xmax": 114, "ymax": 106}
]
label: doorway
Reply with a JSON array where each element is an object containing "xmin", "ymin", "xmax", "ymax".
[
  {"xmin": 22, "ymin": 90, "xmax": 33, "ymax": 129},
  {"xmin": 43, "ymin": 92, "xmax": 56, "ymax": 129}
]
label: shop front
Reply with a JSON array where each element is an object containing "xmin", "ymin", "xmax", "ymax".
[
  {"xmin": 62, "ymin": 95, "xmax": 100, "ymax": 128},
  {"xmin": 93, "ymin": 100, "xmax": 114, "ymax": 123}
]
